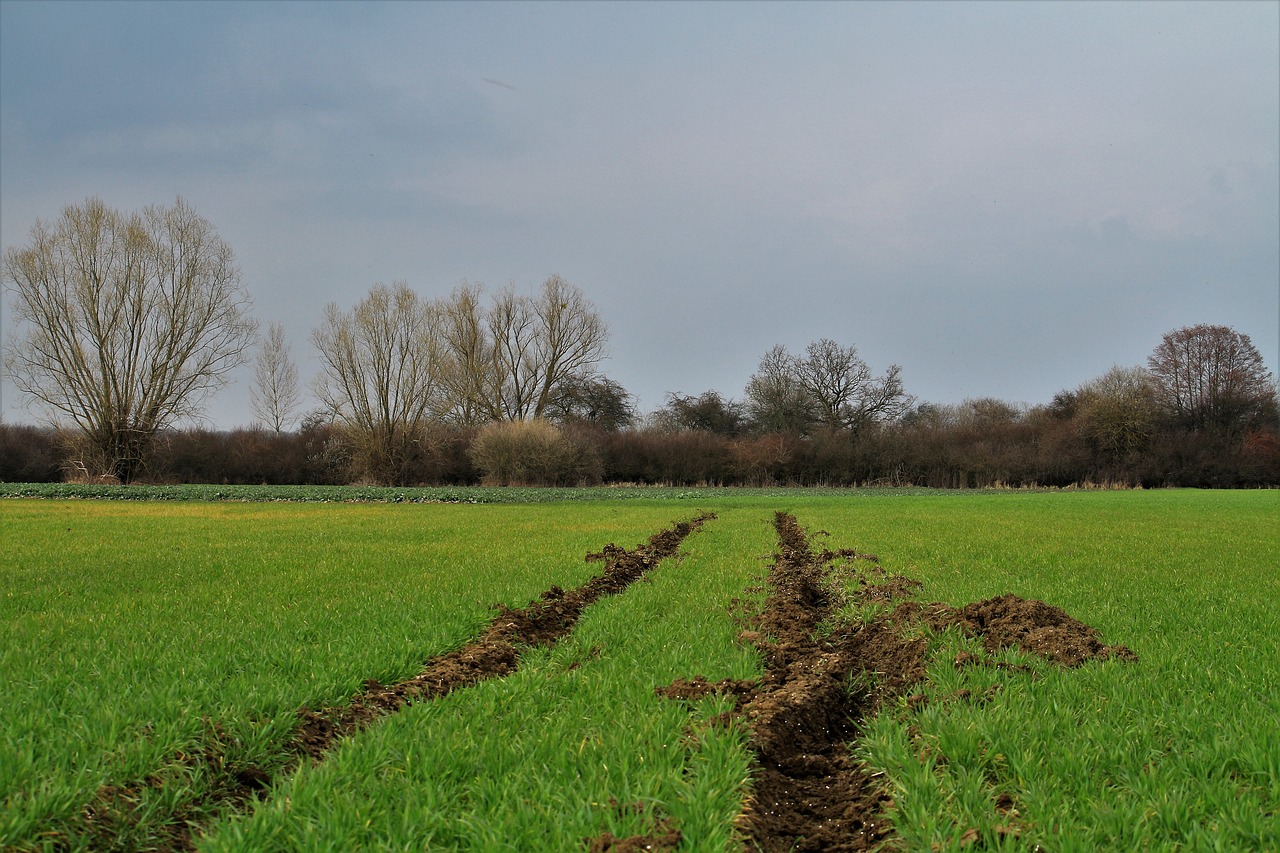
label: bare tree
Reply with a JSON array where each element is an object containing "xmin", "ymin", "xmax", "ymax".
[
  {"xmin": 250, "ymin": 321, "xmax": 301, "ymax": 433},
  {"xmin": 3, "ymin": 197, "xmax": 256, "ymax": 482},
  {"xmin": 437, "ymin": 282, "xmax": 500, "ymax": 424},
  {"xmin": 749, "ymin": 339, "xmax": 911, "ymax": 434},
  {"xmin": 530, "ymin": 275, "xmax": 609, "ymax": 418},
  {"xmin": 1147, "ymin": 324, "xmax": 1276, "ymax": 433},
  {"xmin": 438, "ymin": 276, "xmax": 609, "ymax": 422},
  {"xmin": 799, "ymin": 339, "xmax": 903, "ymax": 431},
  {"xmin": 488, "ymin": 285, "xmax": 542, "ymax": 419},
  {"xmin": 542, "ymin": 374, "xmax": 636, "ymax": 431},
  {"xmin": 311, "ymin": 282, "xmax": 443, "ymax": 484},
  {"xmin": 744, "ymin": 344, "xmax": 814, "ymax": 433}
]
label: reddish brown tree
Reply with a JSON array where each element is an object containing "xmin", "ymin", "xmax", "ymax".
[{"xmin": 1146, "ymin": 324, "xmax": 1276, "ymax": 433}]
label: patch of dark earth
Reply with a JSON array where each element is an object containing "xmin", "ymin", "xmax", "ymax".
[
  {"xmin": 656, "ymin": 511, "xmax": 1136, "ymax": 852},
  {"xmin": 586, "ymin": 799, "xmax": 683, "ymax": 853},
  {"xmin": 66, "ymin": 718, "xmax": 269, "ymax": 853},
  {"xmin": 61, "ymin": 513, "xmax": 714, "ymax": 853}
]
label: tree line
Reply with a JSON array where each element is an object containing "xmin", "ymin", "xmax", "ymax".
[{"xmin": 4, "ymin": 198, "xmax": 1277, "ymax": 488}]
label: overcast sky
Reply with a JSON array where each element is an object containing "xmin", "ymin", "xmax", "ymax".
[{"xmin": 2, "ymin": 0, "xmax": 1277, "ymax": 428}]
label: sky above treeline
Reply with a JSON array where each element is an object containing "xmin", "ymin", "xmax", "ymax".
[{"xmin": 2, "ymin": 0, "xmax": 1277, "ymax": 428}]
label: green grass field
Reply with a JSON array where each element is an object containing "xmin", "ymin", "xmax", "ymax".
[{"xmin": 2, "ymin": 489, "xmax": 1276, "ymax": 850}]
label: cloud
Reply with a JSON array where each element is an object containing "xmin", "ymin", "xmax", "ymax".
[{"xmin": 2, "ymin": 1, "xmax": 1276, "ymax": 427}]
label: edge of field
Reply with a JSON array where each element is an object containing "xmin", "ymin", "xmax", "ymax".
[{"xmin": 0, "ymin": 481, "xmax": 1127, "ymax": 504}]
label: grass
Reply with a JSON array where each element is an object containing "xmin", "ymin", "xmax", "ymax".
[
  {"xmin": 202, "ymin": 506, "xmax": 769, "ymax": 851},
  {"xmin": 0, "ymin": 500, "xmax": 694, "ymax": 849},
  {"xmin": 3, "ymin": 489, "xmax": 1277, "ymax": 850},
  {"xmin": 0, "ymin": 482, "xmax": 957, "ymax": 504},
  {"xmin": 791, "ymin": 490, "xmax": 1280, "ymax": 851}
]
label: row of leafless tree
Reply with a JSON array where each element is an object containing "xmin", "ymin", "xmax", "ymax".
[
  {"xmin": 4, "ymin": 198, "xmax": 610, "ymax": 482},
  {"xmin": 306, "ymin": 278, "xmax": 608, "ymax": 484},
  {"xmin": 3, "ymin": 198, "xmax": 1277, "ymax": 487}
]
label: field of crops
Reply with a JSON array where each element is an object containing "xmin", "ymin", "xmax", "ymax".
[{"xmin": 2, "ymin": 488, "xmax": 1277, "ymax": 851}]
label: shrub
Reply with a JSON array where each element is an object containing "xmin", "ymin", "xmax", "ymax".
[
  {"xmin": 468, "ymin": 419, "xmax": 602, "ymax": 486},
  {"xmin": 0, "ymin": 424, "xmax": 63, "ymax": 482}
]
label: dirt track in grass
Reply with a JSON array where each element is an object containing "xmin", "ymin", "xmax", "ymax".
[
  {"xmin": 658, "ymin": 511, "xmax": 1136, "ymax": 852},
  {"xmin": 292, "ymin": 512, "xmax": 716, "ymax": 763},
  {"xmin": 69, "ymin": 513, "xmax": 714, "ymax": 853}
]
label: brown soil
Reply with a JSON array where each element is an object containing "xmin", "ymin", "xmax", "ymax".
[
  {"xmin": 71, "ymin": 720, "xmax": 274, "ymax": 852},
  {"xmin": 585, "ymin": 800, "xmax": 682, "ymax": 853},
  {"xmin": 585, "ymin": 826, "xmax": 682, "ymax": 852},
  {"xmin": 952, "ymin": 593, "xmax": 1138, "ymax": 667},
  {"xmin": 653, "ymin": 675, "xmax": 757, "ymax": 704},
  {"xmin": 657, "ymin": 512, "xmax": 1138, "ymax": 852},
  {"xmin": 853, "ymin": 574, "xmax": 923, "ymax": 604},
  {"xmin": 67, "ymin": 514, "xmax": 713, "ymax": 853}
]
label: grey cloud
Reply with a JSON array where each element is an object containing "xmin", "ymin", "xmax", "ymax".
[{"xmin": 2, "ymin": 1, "xmax": 1276, "ymax": 427}]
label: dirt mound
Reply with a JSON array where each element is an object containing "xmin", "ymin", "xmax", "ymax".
[{"xmin": 952, "ymin": 593, "xmax": 1138, "ymax": 667}]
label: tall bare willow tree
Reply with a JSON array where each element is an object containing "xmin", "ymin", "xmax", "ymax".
[
  {"xmin": 437, "ymin": 281, "xmax": 498, "ymax": 425},
  {"xmin": 437, "ymin": 275, "xmax": 608, "ymax": 422},
  {"xmin": 530, "ymin": 275, "xmax": 609, "ymax": 418},
  {"xmin": 3, "ymin": 197, "xmax": 256, "ymax": 482},
  {"xmin": 311, "ymin": 282, "xmax": 444, "ymax": 484}
]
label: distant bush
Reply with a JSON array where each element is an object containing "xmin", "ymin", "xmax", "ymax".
[
  {"xmin": 596, "ymin": 429, "xmax": 736, "ymax": 485},
  {"xmin": 0, "ymin": 424, "xmax": 62, "ymax": 483},
  {"xmin": 1, "ymin": 406, "xmax": 1274, "ymax": 489},
  {"xmin": 469, "ymin": 419, "xmax": 602, "ymax": 486}
]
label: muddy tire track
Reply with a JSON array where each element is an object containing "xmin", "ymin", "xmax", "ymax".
[
  {"xmin": 69, "ymin": 719, "xmax": 270, "ymax": 853},
  {"xmin": 292, "ymin": 512, "xmax": 716, "ymax": 760},
  {"xmin": 66, "ymin": 513, "xmax": 715, "ymax": 853},
  {"xmin": 738, "ymin": 511, "xmax": 913, "ymax": 852},
  {"xmin": 659, "ymin": 511, "xmax": 1136, "ymax": 852}
]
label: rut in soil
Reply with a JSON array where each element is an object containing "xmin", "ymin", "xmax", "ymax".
[
  {"xmin": 658, "ymin": 511, "xmax": 1136, "ymax": 852},
  {"xmin": 68, "ymin": 513, "xmax": 715, "ymax": 853}
]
